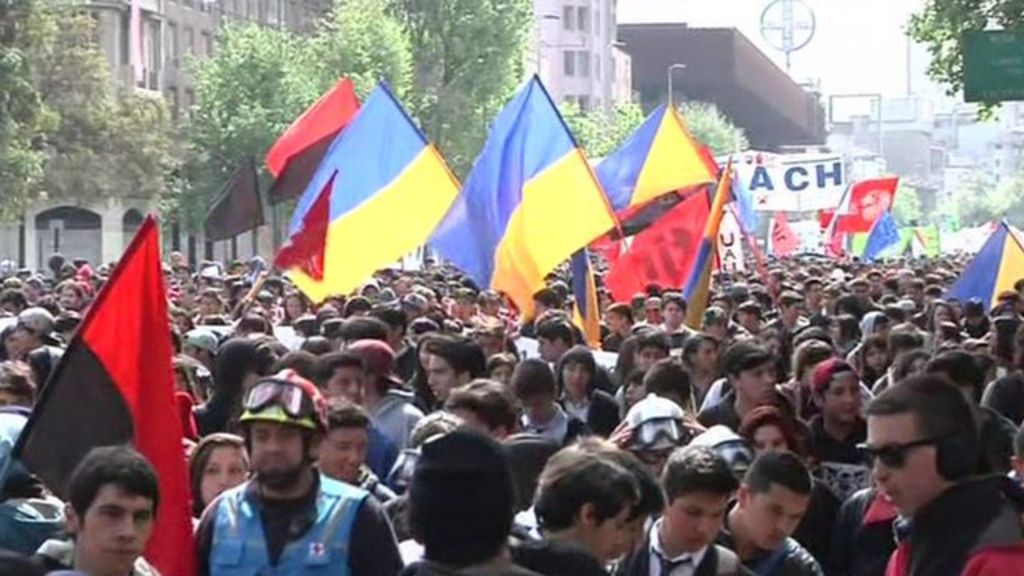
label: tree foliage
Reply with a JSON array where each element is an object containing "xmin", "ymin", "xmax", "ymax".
[
  {"xmin": 908, "ymin": 0, "xmax": 1023, "ymax": 114},
  {"xmin": 390, "ymin": 0, "xmax": 532, "ymax": 175},
  {"xmin": 28, "ymin": 9, "xmax": 176, "ymax": 202},
  {"xmin": 0, "ymin": 0, "xmax": 52, "ymax": 219},
  {"xmin": 679, "ymin": 102, "xmax": 749, "ymax": 156},
  {"xmin": 892, "ymin": 183, "xmax": 922, "ymax": 225},
  {"xmin": 561, "ymin": 101, "xmax": 646, "ymax": 158},
  {"xmin": 182, "ymin": 0, "xmax": 413, "ymax": 229}
]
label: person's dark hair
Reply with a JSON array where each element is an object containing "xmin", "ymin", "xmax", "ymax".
[
  {"xmin": 572, "ymin": 438, "xmax": 665, "ymax": 522},
  {"xmin": 300, "ymin": 336, "xmax": 333, "ymax": 356},
  {"xmin": 721, "ymin": 341, "xmax": 774, "ymax": 378},
  {"xmin": 889, "ymin": 329, "xmax": 926, "ymax": 357},
  {"xmin": 533, "ymin": 288, "xmax": 563, "ymax": 310},
  {"xmin": 661, "ymin": 292, "xmax": 687, "ymax": 312},
  {"xmin": 534, "ymin": 449, "xmax": 639, "ymax": 531},
  {"xmin": 271, "ymin": 351, "xmax": 318, "ymax": 381},
  {"xmin": 426, "ymin": 336, "xmax": 487, "ymax": 379},
  {"xmin": 867, "ymin": 373, "xmax": 979, "ymax": 460},
  {"xmin": 369, "ymin": 307, "xmax": 409, "ymax": 334},
  {"xmin": 314, "ymin": 351, "xmax": 365, "ymax": 388},
  {"xmin": 1014, "ymin": 425, "xmax": 1024, "ymax": 459},
  {"xmin": 512, "ymin": 359, "xmax": 557, "ymax": 400},
  {"xmin": 792, "ymin": 339, "xmax": 834, "ymax": 382},
  {"xmin": 445, "ymin": 379, "xmax": 518, "ymax": 434},
  {"xmin": 607, "ymin": 303, "xmax": 634, "ymax": 325},
  {"xmin": 0, "ymin": 289, "xmax": 28, "ymax": 313},
  {"xmin": 486, "ymin": 353, "xmax": 517, "ymax": 378},
  {"xmin": 343, "ymin": 296, "xmax": 373, "ymax": 318},
  {"xmin": 326, "ymin": 398, "xmax": 371, "ymax": 431},
  {"xmin": 188, "ymin": 433, "xmax": 247, "ymax": 516},
  {"xmin": 536, "ymin": 318, "xmax": 575, "ymax": 347},
  {"xmin": 338, "ymin": 317, "xmax": 390, "ymax": 343},
  {"xmin": 925, "ymin": 350, "xmax": 985, "ymax": 404},
  {"xmin": 68, "ymin": 445, "xmax": 160, "ymax": 520},
  {"xmin": 0, "ymin": 361, "xmax": 36, "ymax": 406},
  {"xmin": 681, "ymin": 334, "xmax": 719, "ymax": 372},
  {"xmin": 634, "ymin": 330, "xmax": 671, "ymax": 356},
  {"xmin": 836, "ymin": 314, "xmax": 861, "ymax": 343},
  {"xmin": 891, "ymin": 349, "xmax": 931, "ymax": 383},
  {"xmin": 555, "ymin": 345, "xmax": 597, "ymax": 394},
  {"xmin": 743, "ymin": 451, "xmax": 812, "ymax": 496},
  {"xmin": 662, "ymin": 445, "xmax": 740, "ymax": 501},
  {"xmin": 642, "ymin": 359, "xmax": 694, "ymax": 412},
  {"xmin": 792, "ymin": 327, "xmax": 832, "ymax": 350}
]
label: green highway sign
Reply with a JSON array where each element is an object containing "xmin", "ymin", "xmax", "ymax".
[{"xmin": 963, "ymin": 30, "xmax": 1024, "ymax": 103}]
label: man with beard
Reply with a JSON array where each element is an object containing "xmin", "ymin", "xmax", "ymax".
[{"xmin": 195, "ymin": 369, "xmax": 402, "ymax": 576}]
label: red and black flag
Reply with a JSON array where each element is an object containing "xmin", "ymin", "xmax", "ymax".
[
  {"xmin": 15, "ymin": 216, "xmax": 195, "ymax": 576},
  {"xmin": 266, "ymin": 77, "xmax": 360, "ymax": 203},
  {"xmin": 204, "ymin": 157, "xmax": 263, "ymax": 241}
]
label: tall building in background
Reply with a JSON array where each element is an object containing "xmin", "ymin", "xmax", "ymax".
[
  {"xmin": 89, "ymin": 0, "xmax": 331, "ymax": 117},
  {"xmin": 533, "ymin": 0, "xmax": 632, "ymax": 111}
]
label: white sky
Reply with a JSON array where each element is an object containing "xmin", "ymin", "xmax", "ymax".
[{"xmin": 618, "ymin": 0, "xmax": 931, "ymax": 98}]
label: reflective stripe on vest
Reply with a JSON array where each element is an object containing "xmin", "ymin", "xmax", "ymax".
[{"xmin": 209, "ymin": 475, "xmax": 368, "ymax": 576}]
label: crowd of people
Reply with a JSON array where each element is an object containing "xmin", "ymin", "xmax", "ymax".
[{"xmin": 1, "ymin": 249, "xmax": 1024, "ymax": 575}]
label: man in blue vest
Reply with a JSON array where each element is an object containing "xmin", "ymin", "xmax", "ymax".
[{"xmin": 195, "ymin": 369, "xmax": 402, "ymax": 576}]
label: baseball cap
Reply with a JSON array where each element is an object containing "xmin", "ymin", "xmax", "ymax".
[
  {"xmin": 347, "ymin": 339, "xmax": 402, "ymax": 386},
  {"xmin": 402, "ymin": 293, "xmax": 429, "ymax": 313},
  {"xmin": 703, "ymin": 306, "xmax": 727, "ymax": 327},
  {"xmin": 17, "ymin": 307, "xmax": 54, "ymax": 336},
  {"xmin": 184, "ymin": 329, "xmax": 219, "ymax": 355},
  {"xmin": 810, "ymin": 357, "xmax": 854, "ymax": 395}
]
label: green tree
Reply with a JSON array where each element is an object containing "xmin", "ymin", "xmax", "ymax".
[
  {"xmin": 28, "ymin": 8, "xmax": 176, "ymax": 202},
  {"xmin": 908, "ymin": 0, "xmax": 1020, "ymax": 112},
  {"xmin": 892, "ymin": 183, "xmax": 922, "ymax": 225},
  {"xmin": 183, "ymin": 0, "xmax": 413, "ymax": 230},
  {"xmin": 0, "ymin": 0, "xmax": 53, "ymax": 219},
  {"xmin": 390, "ymin": 0, "xmax": 533, "ymax": 174},
  {"xmin": 679, "ymin": 101, "xmax": 748, "ymax": 156},
  {"xmin": 561, "ymin": 101, "xmax": 645, "ymax": 158}
]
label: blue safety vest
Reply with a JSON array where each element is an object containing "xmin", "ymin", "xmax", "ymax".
[{"xmin": 209, "ymin": 475, "xmax": 368, "ymax": 576}]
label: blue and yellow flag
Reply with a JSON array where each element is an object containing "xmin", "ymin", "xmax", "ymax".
[
  {"xmin": 570, "ymin": 249, "xmax": 600, "ymax": 348},
  {"xmin": 682, "ymin": 158, "xmax": 733, "ymax": 329},
  {"xmin": 430, "ymin": 76, "xmax": 616, "ymax": 319},
  {"xmin": 595, "ymin": 104, "xmax": 716, "ymax": 213},
  {"xmin": 946, "ymin": 222, "xmax": 1024, "ymax": 310},
  {"xmin": 278, "ymin": 83, "xmax": 460, "ymax": 303}
]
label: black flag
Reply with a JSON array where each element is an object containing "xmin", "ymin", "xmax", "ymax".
[{"xmin": 204, "ymin": 157, "xmax": 264, "ymax": 241}]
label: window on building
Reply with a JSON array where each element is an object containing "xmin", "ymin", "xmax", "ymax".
[
  {"xmin": 562, "ymin": 5, "xmax": 575, "ymax": 30},
  {"xmin": 563, "ymin": 50, "xmax": 575, "ymax": 77},
  {"xmin": 577, "ymin": 51, "xmax": 590, "ymax": 78},
  {"xmin": 267, "ymin": 0, "xmax": 281, "ymax": 24},
  {"xmin": 168, "ymin": 88, "xmax": 180, "ymax": 118},
  {"xmin": 185, "ymin": 89, "xmax": 195, "ymax": 118},
  {"xmin": 202, "ymin": 31, "xmax": 213, "ymax": 56},
  {"xmin": 577, "ymin": 6, "xmax": 589, "ymax": 32},
  {"xmin": 120, "ymin": 13, "xmax": 130, "ymax": 65},
  {"xmin": 183, "ymin": 0, "xmax": 194, "ymax": 8},
  {"xmin": 166, "ymin": 22, "xmax": 178, "ymax": 64},
  {"xmin": 145, "ymin": 19, "xmax": 161, "ymax": 88},
  {"xmin": 199, "ymin": 0, "xmax": 210, "ymax": 12},
  {"xmin": 578, "ymin": 95, "xmax": 590, "ymax": 110},
  {"xmin": 595, "ymin": 10, "xmax": 601, "ymax": 35},
  {"xmin": 594, "ymin": 54, "xmax": 600, "ymax": 79},
  {"xmin": 184, "ymin": 26, "xmax": 195, "ymax": 57}
]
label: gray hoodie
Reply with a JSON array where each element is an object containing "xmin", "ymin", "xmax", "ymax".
[{"xmin": 374, "ymin": 388, "xmax": 424, "ymax": 451}]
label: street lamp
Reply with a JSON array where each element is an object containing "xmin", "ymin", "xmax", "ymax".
[{"xmin": 667, "ymin": 63, "xmax": 687, "ymax": 108}]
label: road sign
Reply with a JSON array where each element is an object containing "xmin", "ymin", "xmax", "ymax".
[{"xmin": 963, "ymin": 30, "xmax": 1024, "ymax": 103}]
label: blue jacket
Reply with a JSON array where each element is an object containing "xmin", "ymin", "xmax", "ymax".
[{"xmin": 209, "ymin": 475, "xmax": 368, "ymax": 576}]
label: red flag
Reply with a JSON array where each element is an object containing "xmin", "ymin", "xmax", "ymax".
[
  {"xmin": 834, "ymin": 177, "xmax": 899, "ymax": 233},
  {"xmin": 274, "ymin": 173, "xmax": 334, "ymax": 280},
  {"xmin": 605, "ymin": 190, "xmax": 710, "ymax": 301},
  {"xmin": 16, "ymin": 216, "xmax": 194, "ymax": 576},
  {"xmin": 266, "ymin": 78, "xmax": 360, "ymax": 203},
  {"xmin": 770, "ymin": 212, "xmax": 800, "ymax": 257}
]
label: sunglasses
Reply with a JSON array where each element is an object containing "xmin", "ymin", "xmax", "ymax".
[{"xmin": 857, "ymin": 437, "xmax": 939, "ymax": 469}]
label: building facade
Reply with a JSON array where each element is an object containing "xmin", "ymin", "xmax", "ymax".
[
  {"xmin": 0, "ymin": 0, "xmax": 331, "ymax": 269},
  {"xmin": 533, "ymin": 0, "xmax": 632, "ymax": 111}
]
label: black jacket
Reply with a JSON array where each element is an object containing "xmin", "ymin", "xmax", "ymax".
[
  {"xmin": 614, "ymin": 524, "xmax": 752, "ymax": 576},
  {"xmin": 826, "ymin": 488, "xmax": 896, "ymax": 576},
  {"xmin": 510, "ymin": 539, "xmax": 607, "ymax": 576},
  {"xmin": 561, "ymin": 389, "xmax": 620, "ymax": 438},
  {"xmin": 717, "ymin": 527, "xmax": 823, "ymax": 576}
]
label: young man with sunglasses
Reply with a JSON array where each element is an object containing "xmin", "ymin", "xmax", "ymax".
[
  {"xmin": 195, "ymin": 369, "xmax": 402, "ymax": 576},
  {"xmin": 863, "ymin": 374, "xmax": 1024, "ymax": 576}
]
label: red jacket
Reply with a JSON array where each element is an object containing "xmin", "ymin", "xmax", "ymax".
[{"xmin": 885, "ymin": 477, "xmax": 1024, "ymax": 576}]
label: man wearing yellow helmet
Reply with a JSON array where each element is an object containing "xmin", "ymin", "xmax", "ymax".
[{"xmin": 195, "ymin": 369, "xmax": 402, "ymax": 576}]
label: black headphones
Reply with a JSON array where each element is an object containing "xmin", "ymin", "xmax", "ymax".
[{"xmin": 934, "ymin": 431, "xmax": 978, "ymax": 481}]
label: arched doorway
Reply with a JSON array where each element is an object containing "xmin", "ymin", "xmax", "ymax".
[
  {"xmin": 35, "ymin": 206, "xmax": 102, "ymax": 270},
  {"xmin": 122, "ymin": 209, "xmax": 144, "ymax": 248}
]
